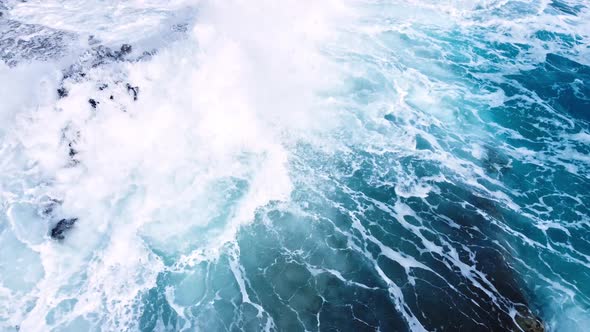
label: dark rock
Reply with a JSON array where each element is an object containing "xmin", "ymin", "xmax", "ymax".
[
  {"xmin": 426, "ymin": 183, "xmax": 546, "ymax": 331},
  {"xmin": 86, "ymin": 45, "xmax": 115, "ymax": 68},
  {"xmin": 120, "ymin": 44, "xmax": 132, "ymax": 55},
  {"xmin": 516, "ymin": 306, "xmax": 545, "ymax": 332},
  {"xmin": 88, "ymin": 98, "xmax": 98, "ymax": 109},
  {"xmin": 109, "ymin": 95, "xmax": 114, "ymax": 100},
  {"xmin": 126, "ymin": 83, "xmax": 139, "ymax": 101},
  {"xmin": 50, "ymin": 218, "xmax": 78, "ymax": 240},
  {"xmin": 98, "ymin": 83, "xmax": 108, "ymax": 90},
  {"xmin": 94, "ymin": 45, "xmax": 114, "ymax": 59},
  {"xmin": 57, "ymin": 87, "xmax": 68, "ymax": 98},
  {"xmin": 111, "ymin": 44, "xmax": 132, "ymax": 59},
  {"xmin": 68, "ymin": 142, "xmax": 77, "ymax": 158}
]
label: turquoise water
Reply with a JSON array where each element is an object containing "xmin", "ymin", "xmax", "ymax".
[{"xmin": 1, "ymin": 0, "xmax": 589, "ymax": 331}]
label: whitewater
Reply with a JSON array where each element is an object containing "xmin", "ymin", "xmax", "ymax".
[{"xmin": 0, "ymin": 0, "xmax": 589, "ymax": 331}]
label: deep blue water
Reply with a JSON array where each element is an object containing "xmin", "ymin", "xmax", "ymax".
[{"xmin": 0, "ymin": 0, "xmax": 589, "ymax": 331}]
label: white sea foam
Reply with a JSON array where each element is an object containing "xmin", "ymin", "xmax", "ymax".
[
  {"xmin": 1, "ymin": 0, "xmax": 353, "ymax": 330},
  {"xmin": 1, "ymin": 0, "xmax": 589, "ymax": 331}
]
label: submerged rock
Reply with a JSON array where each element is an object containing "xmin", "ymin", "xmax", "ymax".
[
  {"xmin": 50, "ymin": 218, "xmax": 78, "ymax": 240},
  {"xmin": 516, "ymin": 306, "xmax": 545, "ymax": 332},
  {"xmin": 428, "ymin": 185, "xmax": 547, "ymax": 331}
]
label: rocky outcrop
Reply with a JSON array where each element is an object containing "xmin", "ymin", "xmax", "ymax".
[{"xmin": 50, "ymin": 218, "xmax": 78, "ymax": 240}]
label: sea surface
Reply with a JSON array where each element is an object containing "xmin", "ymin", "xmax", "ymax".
[{"xmin": 1, "ymin": 0, "xmax": 589, "ymax": 331}]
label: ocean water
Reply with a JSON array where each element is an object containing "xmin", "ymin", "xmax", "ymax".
[{"xmin": 0, "ymin": 0, "xmax": 589, "ymax": 331}]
